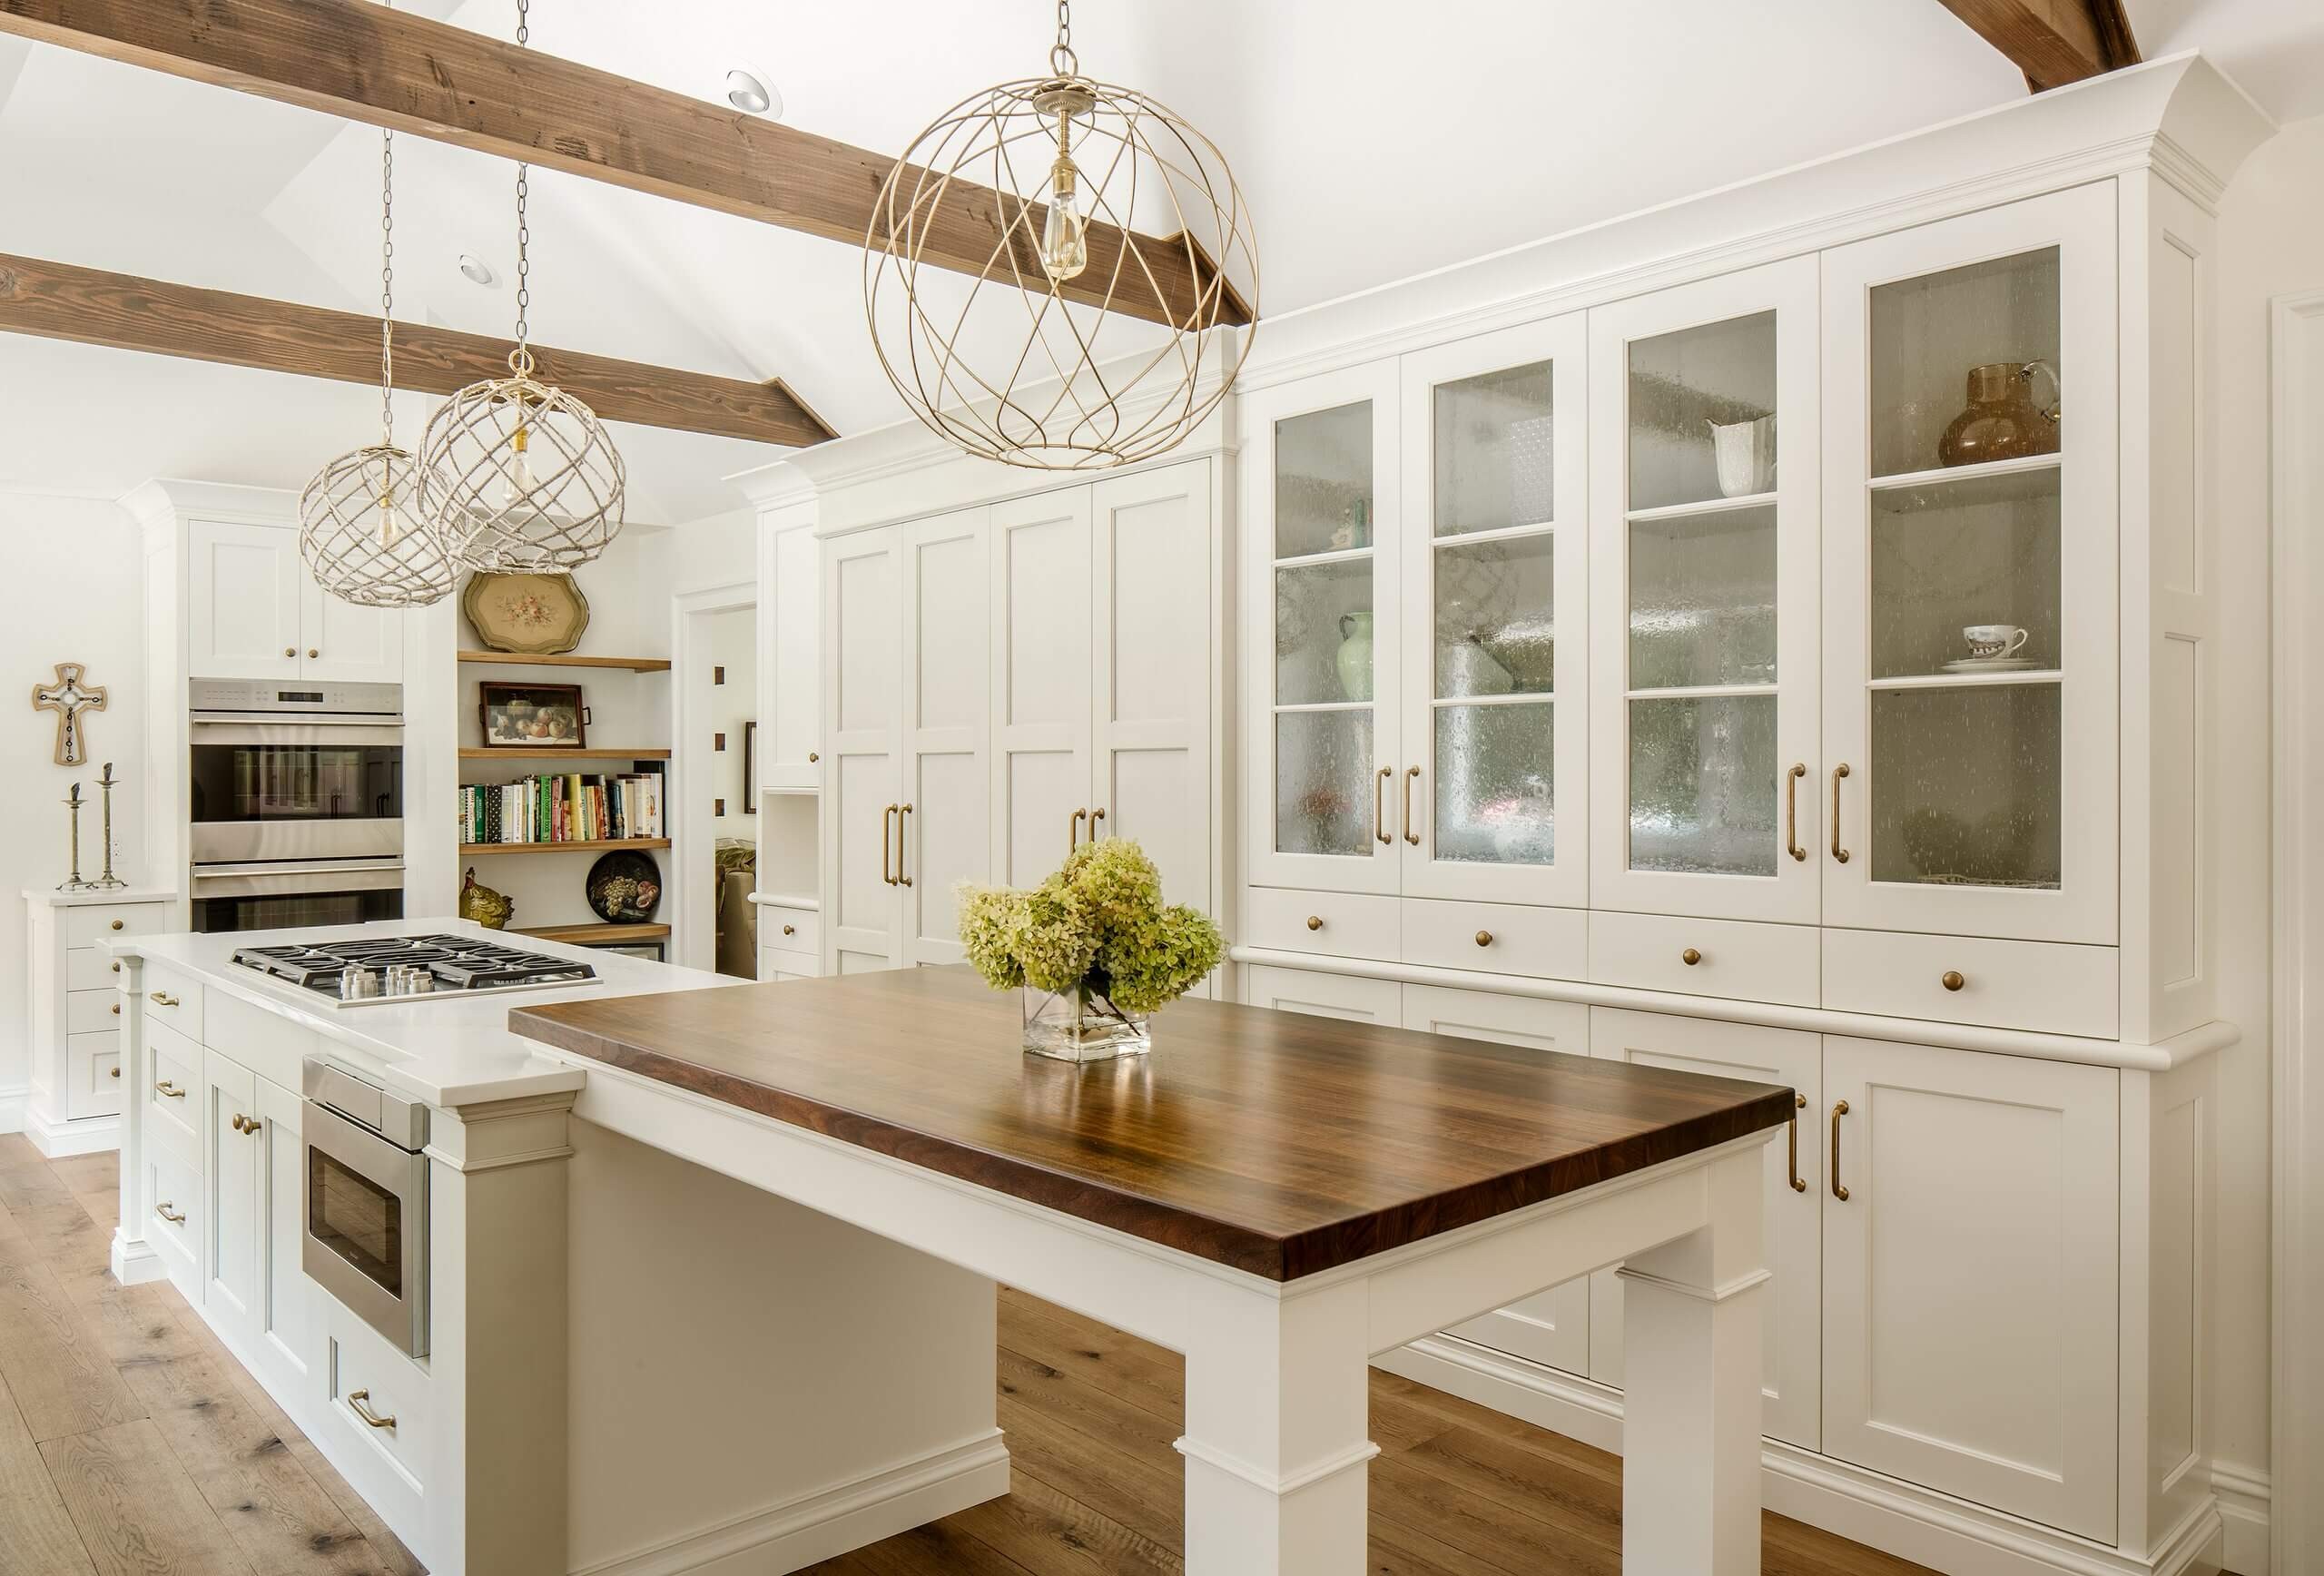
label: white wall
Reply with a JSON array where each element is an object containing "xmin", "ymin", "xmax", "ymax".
[
  {"xmin": 705, "ymin": 607, "xmax": 757, "ymax": 837},
  {"xmin": 672, "ymin": 506, "xmax": 755, "ymax": 594},
  {"xmin": 0, "ymin": 490, "xmax": 149, "ymax": 1113},
  {"xmin": 2210, "ymin": 112, "xmax": 2324, "ymax": 1532}
]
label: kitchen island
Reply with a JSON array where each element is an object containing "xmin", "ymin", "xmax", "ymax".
[{"xmin": 109, "ymin": 921, "xmax": 1791, "ymax": 1576}]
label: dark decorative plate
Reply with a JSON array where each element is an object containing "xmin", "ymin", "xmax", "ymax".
[{"xmin": 586, "ymin": 851, "xmax": 663, "ymax": 924}]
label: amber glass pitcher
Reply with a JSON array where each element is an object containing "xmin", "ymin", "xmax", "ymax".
[{"xmin": 1937, "ymin": 360, "xmax": 2061, "ymax": 468}]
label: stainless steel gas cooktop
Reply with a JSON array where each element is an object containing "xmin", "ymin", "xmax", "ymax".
[{"xmin": 231, "ymin": 933, "xmax": 600, "ymax": 1009}]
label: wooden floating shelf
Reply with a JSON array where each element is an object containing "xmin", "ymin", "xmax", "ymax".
[
  {"xmin": 458, "ymin": 747, "xmax": 672, "ymax": 760},
  {"xmin": 459, "ymin": 838, "xmax": 671, "ymax": 855},
  {"xmin": 458, "ymin": 650, "xmax": 672, "ymax": 672},
  {"xmin": 515, "ymin": 921, "xmax": 671, "ymax": 944}
]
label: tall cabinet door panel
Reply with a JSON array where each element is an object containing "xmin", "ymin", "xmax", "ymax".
[
  {"xmin": 821, "ymin": 527, "xmax": 904, "ymax": 973},
  {"xmin": 902, "ymin": 509, "xmax": 991, "ymax": 966},
  {"xmin": 1821, "ymin": 1036, "xmax": 2118, "ymax": 1540},
  {"xmin": 1589, "ymin": 259, "xmax": 1822, "ymax": 924},
  {"xmin": 1093, "ymin": 462, "xmax": 1215, "ymax": 915},
  {"xmin": 1403, "ymin": 986, "xmax": 1593, "ymax": 1376},
  {"xmin": 300, "ymin": 579, "xmax": 404, "ymax": 685},
  {"xmin": 255, "ymin": 1076, "xmax": 310, "ymax": 1389},
  {"xmin": 1586, "ymin": 1008, "xmax": 1822, "ymax": 1448},
  {"xmin": 1819, "ymin": 184, "xmax": 2119, "ymax": 943},
  {"xmin": 991, "ymin": 489, "xmax": 1095, "ymax": 888},
  {"xmin": 202, "ymin": 1048, "xmax": 261, "ymax": 1343},
  {"xmin": 188, "ymin": 520, "xmax": 304, "ymax": 681},
  {"xmin": 1244, "ymin": 361, "xmax": 1404, "ymax": 895},
  {"xmin": 1398, "ymin": 315, "xmax": 1589, "ymax": 907}
]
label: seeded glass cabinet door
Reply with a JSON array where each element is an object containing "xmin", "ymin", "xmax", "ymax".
[
  {"xmin": 1397, "ymin": 315, "xmax": 1588, "ymax": 905},
  {"xmin": 1819, "ymin": 186, "xmax": 2118, "ymax": 943},
  {"xmin": 1245, "ymin": 361, "xmax": 1403, "ymax": 894},
  {"xmin": 1589, "ymin": 258, "xmax": 1822, "ymax": 922}
]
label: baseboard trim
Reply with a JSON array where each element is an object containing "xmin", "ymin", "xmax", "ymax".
[
  {"xmin": 1376, "ymin": 1336, "xmax": 2222, "ymax": 1576},
  {"xmin": 0, "ymin": 1084, "xmax": 25, "ymax": 1135},
  {"xmin": 569, "ymin": 1428, "xmax": 1011, "ymax": 1576},
  {"xmin": 23, "ymin": 1107, "xmax": 120, "ymax": 1158},
  {"xmin": 108, "ymin": 1230, "xmax": 166, "ymax": 1285},
  {"xmin": 2209, "ymin": 1461, "xmax": 2269, "ymax": 1574}
]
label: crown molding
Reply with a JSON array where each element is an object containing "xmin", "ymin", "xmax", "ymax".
[{"xmin": 118, "ymin": 478, "xmax": 298, "ymax": 534}]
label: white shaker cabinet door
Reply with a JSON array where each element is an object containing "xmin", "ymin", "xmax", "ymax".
[
  {"xmin": 1402, "ymin": 985, "xmax": 1593, "ymax": 1377},
  {"xmin": 255, "ymin": 1076, "xmax": 311, "ymax": 1394},
  {"xmin": 300, "ymin": 577, "xmax": 404, "ymax": 685},
  {"xmin": 820, "ymin": 527, "xmax": 904, "ymax": 974},
  {"xmin": 990, "ymin": 488, "xmax": 1095, "ymax": 888},
  {"xmin": 901, "ymin": 508, "xmax": 991, "ymax": 966},
  {"xmin": 1586, "ymin": 1007, "xmax": 1822, "ymax": 1450},
  {"xmin": 764, "ymin": 520, "xmax": 822, "ymax": 789},
  {"xmin": 1820, "ymin": 1035, "xmax": 2119, "ymax": 1540},
  {"xmin": 188, "ymin": 519, "xmax": 304, "ymax": 681},
  {"xmin": 1240, "ymin": 964, "xmax": 1401, "ymax": 1025},
  {"xmin": 202, "ymin": 1047, "xmax": 261, "ymax": 1345}
]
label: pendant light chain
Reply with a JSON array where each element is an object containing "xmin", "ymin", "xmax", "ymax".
[
  {"xmin": 379, "ymin": 123, "xmax": 395, "ymax": 448},
  {"xmin": 512, "ymin": 0, "xmax": 533, "ymax": 375},
  {"xmin": 1051, "ymin": 0, "xmax": 1076, "ymax": 78}
]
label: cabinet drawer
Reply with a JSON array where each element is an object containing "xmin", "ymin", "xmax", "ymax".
[
  {"xmin": 67, "ymin": 901, "xmax": 168, "ymax": 949},
  {"xmin": 144, "ymin": 1151, "xmax": 200, "ymax": 1290},
  {"xmin": 140, "ymin": 962, "xmax": 205, "ymax": 1043},
  {"xmin": 146, "ymin": 1019, "xmax": 202, "ymax": 1165},
  {"xmin": 1242, "ymin": 963, "xmax": 1402, "ymax": 1024},
  {"xmin": 1402, "ymin": 899, "xmax": 1584, "ymax": 979},
  {"xmin": 67, "ymin": 1032, "xmax": 122, "ymax": 1120},
  {"xmin": 65, "ymin": 988, "xmax": 121, "ymax": 1035},
  {"xmin": 1822, "ymin": 930, "xmax": 2119, "ymax": 1039},
  {"xmin": 760, "ymin": 946, "xmax": 823, "ymax": 983},
  {"xmin": 66, "ymin": 947, "xmax": 123, "ymax": 992},
  {"xmin": 323, "ymin": 1298, "xmax": 432, "ymax": 1537},
  {"xmin": 757, "ymin": 904, "xmax": 820, "ymax": 956},
  {"xmin": 1589, "ymin": 911, "xmax": 1818, "ymax": 1007},
  {"xmin": 1244, "ymin": 888, "xmax": 1399, "ymax": 961}
]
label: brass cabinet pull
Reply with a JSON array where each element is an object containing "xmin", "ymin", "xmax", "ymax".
[
  {"xmin": 155, "ymin": 1202, "xmax": 185, "ymax": 1225},
  {"xmin": 231, "ymin": 1114, "xmax": 261, "ymax": 1137},
  {"xmin": 111, "ymin": 961, "xmax": 120, "ymax": 974},
  {"xmin": 1681, "ymin": 947, "xmax": 1702, "ymax": 966},
  {"xmin": 1089, "ymin": 807, "xmax": 1106, "ymax": 836},
  {"xmin": 110, "ymin": 1003, "xmax": 120, "ymax": 1016},
  {"xmin": 1830, "ymin": 764, "xmax": 1852, "ymax": 863},
  {"xmin": 1830, "ymin": 1100, "xmax": 1851, "ymax": 1201},
  {"xmin": 1403, "ymin": 765, "xmax": 1422, "ymax": 846},
  {"xmin": 154, "ymin": 1079, "xmax": 185, "ymax": 1099},
  {"xmin": 881, "ymin": 804, "xmax": 897, "ymax": 885},
  {"xmin": 109, "ymin": 919, "xmax": 124, "ymax": 931},
  {"xmin": 307, "ymin": 648, "xmax": 319, "ymax": 660},
  {"xmin": 1787, "ymin": 1094, "xmax": 1808, "ymax": 1193},
  {"xmin": 1068, "ymin": 806, "xmax": 1087, "ymax": 855},
  {"xmin": 231, "ymin": 1114, "xmax": 249, "ymax": 1135},
  {"xmin": 897, "ymin": 804, "xmax": 913, "ymax": 887},
  {"xmin": 283, "ymin": 647, "xmax": 297, "ymax": 658},
  {"xmin": 1305, "ymin": 915, "xmax": 1324, "ymax": 931},
  {"xmin": 1785, "ymin": 763, "xmax": 1807, "ymax": 862},
  {"xmin": 149, "ymin": 991, "xmax": 179, "ymax": 1007},
  {"xmin": 346, "ymin": 1390, "xmax": 397, "ymax": 1431},
  {"xmin": 1941, "ymin": 970, "xmax": 1966, "ymax": 992},
  {"xmin": 1373, "ymin": 768, "xmax": 1393, "ymax": 846},
  {"xmin": 781, "ymin": 924, "xmax": 796, "ymax": 937},
  {"xmin": 1474, "ymin": 930, "xmax": 1493, "ymax": 948},
  {"xmin": 109, "ymin": 1067, "xmax": 120, "ymax": 1079},
  {"xmin": 808, "ymin": 751, "xmax": 819, "ymax": 763}
]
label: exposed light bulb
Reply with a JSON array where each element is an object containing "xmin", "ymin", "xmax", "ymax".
[
  {"xmin": 376, "ymin": 487, "xmax": 401, "ymax": 549},
  {"xmin": 1040, "ymin": 115, "xmax": 1088, "ymax": 283},
  {"xmin": 501, "ymin": 424, "xmax": 537, "ymax": 509}
]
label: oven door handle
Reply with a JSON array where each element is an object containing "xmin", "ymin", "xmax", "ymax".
[{"xmin": 190, "ymin": 720, "xmax": 406, "ymax": 746}]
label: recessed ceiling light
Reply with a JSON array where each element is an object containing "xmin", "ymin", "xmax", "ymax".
[
  {"xmin": 725, "ymin": 68, "xmax": 780, "ymax": 118},
  {"xmin": 458, "ymin": 254, "xmax": 497, "ymax": 286}
]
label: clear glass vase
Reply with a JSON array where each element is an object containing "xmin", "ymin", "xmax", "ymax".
[{"xmin": 1021, "ymin": 984, "xmax": 1151, "ymax": 1062}]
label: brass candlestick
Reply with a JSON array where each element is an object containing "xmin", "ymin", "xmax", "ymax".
[
  {"xmin": 92, "ymin": 762, "xmax": 126, "ymax": 890},
  {"xmin": 58, "ymin": 783, "xmax": 94, "ymax": 892}
]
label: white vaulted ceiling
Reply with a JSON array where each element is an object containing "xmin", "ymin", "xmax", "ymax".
[{"xmin": 0, "ymin": 1, "xmax": 2308, "ymax": 520}]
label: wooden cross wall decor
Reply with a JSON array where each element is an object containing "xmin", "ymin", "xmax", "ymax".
[{"xmin": 31, "ymin": 662, "xmax": 106, "ymax": 766}]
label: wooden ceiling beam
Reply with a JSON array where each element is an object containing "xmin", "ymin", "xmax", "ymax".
[
  {"xmin": 0, "ymin": 0, "xmax": 1252, "ymax": 331},
  {"xmin": 0, "ymin": 252, "xmax": 838, "ymax": 448},
  {"xmin": 1934, "ymin": 0, "xmax": 2141, "ymax": 93}
]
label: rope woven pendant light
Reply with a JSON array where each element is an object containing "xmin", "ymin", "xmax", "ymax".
[
  {"xmin": 419, "ymin": 0, "xmax": 625, "ymax": 572},
  {"xmin": 297, "ymin": 21, "xmax": 455, "ymax": 611},
  {"xmin": 865, "ymin": 0, "xmax": 1257, "ymax": 470}
]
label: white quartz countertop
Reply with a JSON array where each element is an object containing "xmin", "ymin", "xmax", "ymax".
[{"xmin": 99, "ymin": 917, "xmax": 736, "ymax": 1108}]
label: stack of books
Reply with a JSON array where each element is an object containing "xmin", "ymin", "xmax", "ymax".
[{"xmin": 460, "ymin": 772, "xmax": 665, "ymax": 845}]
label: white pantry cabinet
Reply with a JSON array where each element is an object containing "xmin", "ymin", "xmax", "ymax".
[
  {"xmin": 1234, "ymin": 57, "xmax": 2261, "ymax": 1576},
  {"xmin": 187, "ymin": 517, "xmax": 403, "ymax": 684}
]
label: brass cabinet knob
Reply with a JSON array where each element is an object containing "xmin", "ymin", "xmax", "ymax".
[
  {"xmin": 110, "ymin": 961, "xmax": 120, "ymax": 974},
  {"xmin": 110, "ymin": 1003, "xmax": 119, "ymax": 1016},
  {"xmin": 1941, "ymin": 970, "xmax": 1966, "ymax": 992},
  {"xmin": 808, "ymin": 751, "xmax": 820, "ymax": 763},
  {"xmin": 1305, "ymin": 915, "xmax": 1324, "ymax": 931},
  {"xmin": 283, "ymin": 647, "xmax": 297, "ymax": 658},
  {"xmin": 109, "ymin": 920, "xmax": 123, "ymax": 931},
  {"xmin": 307, "ymin": 648, "xmax": 319, "ymax": 659},
  {"xmin": 782, "ymin": 924, "xmax": 796, "ymax": 936},
  {"xmin": 1474, "ymin": 930, "xmax": 1493, "ymax": 947},
  {"xmin": 1681, "ymin": 947, "xmax": 1703, "ymax": 966},
  {"xmin": 109, "ymin": 1067, "xmax": 120, "ymax": 1079}
]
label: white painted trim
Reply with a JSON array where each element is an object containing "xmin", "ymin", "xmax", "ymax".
[
  {"xmin": 2270, "ymin": 287, "xmax": 2324, "ymax": 1576},
  {"xmin": 1374, "ymin": 1336, "xmax": 2224, "ymax": 1576},
  {"xmin": 1228, "ymin": 945, "xmax": 2236, "ymax": 1071},
  {"xmin": 566, "ymin": 1428, "xmax": 1009, "ymax": 1576},
  {"xmin": 668, "ymin": 579, "xmax": 759, "ymax": 975},
  {"xmin": 1172, "ymin": 1435, "xmax": 1380, "ymax": 1496},
  {"xmin": 0, "ymin": 1083, "xmax": 25, "ymax": 1135},
  {"xmin": 21, "ymin": 1107, "xmax": 120, "ymax": 1158},
  {"xmin": 2211, "ymin": 1461, "xmax": 2270, "ymax": 1575},
  {"xmin": 107, "ymin": 1229, "xmax": 165, "ymax": 1285}
]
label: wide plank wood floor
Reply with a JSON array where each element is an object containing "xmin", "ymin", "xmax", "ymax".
[{"xmin": 0, "ymin": 1134, "xmax": 424, "ymax": 1576}]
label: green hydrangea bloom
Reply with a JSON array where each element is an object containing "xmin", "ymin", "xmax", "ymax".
[{"xmin": 953, "ymin": 839, "xmax": 1224, "ymax": 1014}]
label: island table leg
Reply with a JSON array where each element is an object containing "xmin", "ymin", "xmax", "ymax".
[
  {"xmin": 1177, "ymin": 1276, "xmax": 1378, "ymax": 1574},
  {"xmin": 1615, "ymin": 1145, "xmax": 1769, "ymax": 1575}
]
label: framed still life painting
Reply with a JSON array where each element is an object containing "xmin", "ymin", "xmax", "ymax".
[{"xmin": 479, "ymin": 682, "xmax": 589, "ymax": 749}]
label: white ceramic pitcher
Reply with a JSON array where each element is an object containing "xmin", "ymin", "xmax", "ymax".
[{"xmin": 1708, "ymin": 415, "xmax": 1777, "ymax": 497}]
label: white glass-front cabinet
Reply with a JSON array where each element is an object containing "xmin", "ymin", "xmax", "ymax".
[
  {"xmin": 1820, "ymin": 184, "xmax": 2119, "ymax": 944},
  {"xmin": 1590, "ymin": 258, "xmax": 1822, "ymax": 924}
]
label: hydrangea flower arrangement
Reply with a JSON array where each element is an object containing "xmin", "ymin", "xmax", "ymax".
[{"xmin": 957, "ymin": 840, "xmax": 1225, "ymax": 1059}]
